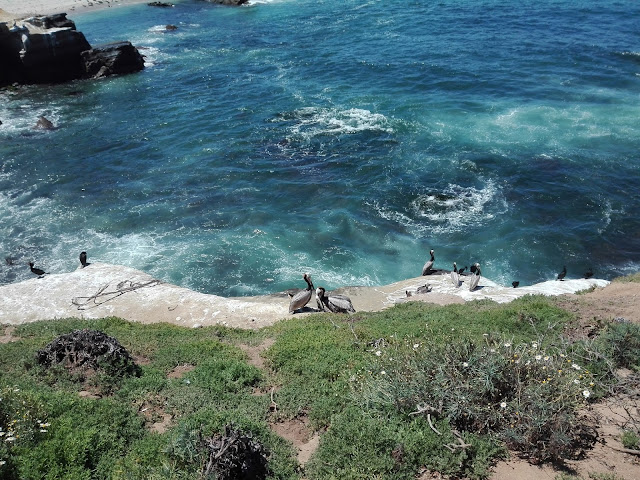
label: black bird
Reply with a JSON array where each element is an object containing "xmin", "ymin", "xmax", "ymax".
[
  {"xmin": 557, "ymin": 266, "xmax": 567, "ymax": 281},
  {"xmin": 79, "ymin": 251, "xmax": 88, "ymax": 268},
  {"xmin": 458, "ymin": 266, "xmax": 467, "ymax": 275},
  {"xmin": 512, "ymin": 281, "xmax": 519, "ymax": 288},
  {"xmin": 470, "ymin": 263, "xmax": 478, "ymax": 274},
  {"xmin": 584, "ymin": 268, "xmax": 593, "ymax": 279},
  {"xmin": 422, "ymin": 249, "xmax": 435, "ymax": 276},
  {"xmin": 29, "ymin": 262, "xmax": 47, "ymax": 277}
]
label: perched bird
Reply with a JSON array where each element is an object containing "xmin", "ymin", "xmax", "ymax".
[
  {"xmin": 584, "ymin": 268, "xmax": 594, "ymax": 279},
  {"xmin": 512, "ymin": 281, "xmax": 520, "ymax": 288},
  {"xmin": 405, "ymin": 290, "xmax": 413, "ymax": 297},
  {"xmin": 469, "ymin": 263, "xmax": 481, "ymax": 291},
  {"xmin": 79, "ymin": 251, "xmax": 88, "ymax": 268},
  {"xmin": 557, "ymin": 266, "xmax": 567, "ymax": 281},
  {"xmin": 29, "ymin": 262, "xmax": 47, "ymax": 277},
  {"xmin": 458, "ymin": 266, "xmax": 467, "ymax": 275},
  {"xmin": 288, "ymin": 273, "xmax": 314, "ymax": 313},
  {"xmin": 416, "ymin": 284, "xmax": 432, "ymax": 294},
  {"xmin": 450, "ymin": 262, "xmax": 460, "ymax": 287},
  {"xmin": 422, "ymin": 249, "xmax": 435, "ymax": 276},
  {"xmin": 316, "ymin": 287, "xmax": 356, "ymax": 313}
]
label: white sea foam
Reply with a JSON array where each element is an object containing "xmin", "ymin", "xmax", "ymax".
[
  {"xmin": 372, "ymin": 180, "xmax": 507, "ymax": 236},
  {"xmin": 284, "ymin": 107, "xmax": 393, "ymax": 139}
]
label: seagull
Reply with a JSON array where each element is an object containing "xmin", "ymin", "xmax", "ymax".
[
  {"xmin": 29, "ymin": 262, "xmax": 48, "ymax": 277},
  {"xmin": 450, "ymin": 262, "xmax": 460, "ymax": 287},
  {"xmin": 79, "ymin": 251, "xmax": 88, "ymax": 268},
  {"xmin": 557, "ymin": 266, "xmax": 567, "ymax": 281},
  {"xmin": 288, "ymin": 273, "xmax": 314, "ymax": 313},
  {"xmin": 422, "ymin": 249, "xmax": 435, "ymax": 276},
  {"xmin": 469, "ymin": 263, "xmax": 481, "ymax": 291},
  {"xmin": 316, "ymin": 287, "xmax": 355, "ymax": 313},
  {"xmin": 416, "ymin": 284, "xmax": 432, "ymax": 294},
  {"xmin": 512, "ymin": 281, "xmax": 519, "ymax": 288}
]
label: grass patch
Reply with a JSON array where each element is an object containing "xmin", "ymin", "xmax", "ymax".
[{"xmin": 1, "ymin": 295, "xmax": 639, "ymax": 479}]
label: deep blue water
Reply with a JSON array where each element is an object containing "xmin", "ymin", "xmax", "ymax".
[{"xmin": 1, "ymin": 0, "xmax": 640, "ymax": 295}]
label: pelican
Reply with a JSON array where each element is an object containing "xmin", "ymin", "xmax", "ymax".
[
  {"xmin": 557, "ymin": 266, "xmax": 567, "ymax": 281},
  {"xmin": 289, "ymin": 273, "xmax": 314, "ymax": 313},
  {"xmin": 79, "ymin": 251, "xmax": 88, "ymax": 268},
  {"xmin": 316, "ymin": 287, "xmax": 356, "ymax": 313},
  {"xmin": 450, "ymin": 262, "xmax": 460, "ymax": 287},
  {"xmin": 416, "ymin": 284, "xmax": 432, "ymax": 294},
  {"xmin": 29, "ymin": 262, "xmax": 47, "ymax": 277},
  {"xmin": 469, "ymin": 263, "xmax": 481, "ymax": 291},
  {"xmin": 422, "ymin": 249, "xmax": 435, "ymax": 276}
]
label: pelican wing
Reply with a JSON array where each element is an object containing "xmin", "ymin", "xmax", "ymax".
[
  {"xmin": 469, "ymin": 273, "xmax": 480, "ymax": 291},
  {"xmin": 289, "ymin": 289, "xmax": 312, "ymax": 313},
  {"xmin": 327, "ymin": 295, "xmax": 355, "ymax": 313}
]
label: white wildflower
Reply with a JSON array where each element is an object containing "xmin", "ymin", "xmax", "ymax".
[
  {"xmin": 572, "ymin": 364, "xmax": 581, "ymax": 370},
  {"xmin": 375, "ymin": 350, "xmax": 382, "ymax": 356},
  {"xmin": 5, "ymin": 437, "xmax": 15, "ymax": 442},
  {"xmin": 462, "ymin": 362, "xmax": 469, "ymax": 368},
  {"xmin": 535, "ymin": 355, "xmax": 542, "ymax": 361},
  {"xmin": 0, "ymin": 460, "xmax": 6, "ymax": 466},
  {"xmin": 500, "ymin": 402, "xmax": 507, "ymax": 409},
  {"xmin": 380, "ymin": 371, "xmax": 386, "ymax": 375},
  {"xmin": 573, "ymin": 379, "xmax": 580, "ymax": 385},
  {"xmin": 532, "ymin": 342, "xmax": 538, "ymax": 349},
  {"xmin": 504, "ymin": 343, "xmax": 512, "ymax": 348},
  {"xmin": 39, "ymin": 429, "xmax": 47, "ymax": 433},
  {"xmin": 413, "ymin": 344, "xmax": 419, "ymax": 349},
  {"xmin": 583, "ymin": 390, "xmax": 591, "ymax": 398}
]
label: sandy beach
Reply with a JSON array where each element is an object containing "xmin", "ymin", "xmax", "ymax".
[{"xmin": 0, "ymin": 0, "xmax": 162, "ymax": 21}]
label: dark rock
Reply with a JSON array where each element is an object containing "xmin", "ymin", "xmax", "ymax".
[
  {"xmin": 148, "ymin": 1, "xmax": 174, "ymax": 6},
  {"xmin": 165, "ymin": 24, "xmax": 178, "ymax": 31},
  {"xmin": 35, "ymin": 116, "xmax": 55, "ymax": 130},
  {"xmin": 0, "ymin": 14, "xmax": 90, "ymax": 85},
  {"xmin": 81, "ymin": 41, "xmax": 145, "ymax": 79}
]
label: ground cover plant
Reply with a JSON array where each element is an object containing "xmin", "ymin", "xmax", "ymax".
[{"xmin": 0, "ymin": 294, "xmax": 639, "ymax": 479}]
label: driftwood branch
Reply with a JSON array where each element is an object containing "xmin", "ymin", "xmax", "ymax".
[{"xmin": 71, "ymin": 279, "xmax": 162, "ymax": 310}]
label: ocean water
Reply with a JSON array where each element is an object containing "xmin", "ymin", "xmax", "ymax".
[{"xmin": 1, "ymin": 0, "xmax": 640, "ymax": 296}]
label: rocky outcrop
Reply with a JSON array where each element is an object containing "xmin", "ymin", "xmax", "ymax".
[
  {"xmin": 0, "ymin": 13, "xmax": 144, "ymax": 87},
  {"xmin": 81, "ymin": 41, "xmax": 145, "ymax": 79}
]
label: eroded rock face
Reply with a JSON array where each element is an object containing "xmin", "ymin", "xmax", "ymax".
[
  {"xmin": 0, "ymin": 14, "xmax": 144, "ymax": 87},
  {"xmin": 81, "ymin": 41, "xmax": 145, "ymax": 79}
]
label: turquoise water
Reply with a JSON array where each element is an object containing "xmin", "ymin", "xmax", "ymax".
[{"xmin": 1, "ymin": 0, "xmax": 640, "ymax": 295}]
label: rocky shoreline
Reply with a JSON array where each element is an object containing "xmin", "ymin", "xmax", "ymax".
[{"xmin": 0, "ymin": 262, "xmax": 610, "ymax": 329}]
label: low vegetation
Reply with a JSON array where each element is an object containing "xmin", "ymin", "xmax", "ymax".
[{"xmin": 1, "ymin": 295, "xmax": 639, "ymax": 479}]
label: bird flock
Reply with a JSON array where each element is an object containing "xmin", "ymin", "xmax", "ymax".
[{"xmin": 22, "ymin": 249, "xmax": 595, "ymax": 315}]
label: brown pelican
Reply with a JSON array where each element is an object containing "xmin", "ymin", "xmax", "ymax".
[
  {"xmin": 557, "ymin": 266, "xmax": 566, "ymax": 281},
  {"xmin": 450, "ymin": 262, "xmax": 460, "ymax": 287},
  {"xmin": 288, "ymin": 273, "xmax": 314, "ymax": 313},
  {"xmin": 416, "ymin": 284, "xmax": 432, "ymax": 294},
  {"xmin": 469, "ymin": 263, "xmax": 481, "ymax": 291},
  {"xmin": 79, "ymin": 251, "xmax": 88, "ymax": 268},
  {"xmin": 316, "ymin": 287, "xmax": 355, "ymax": 313},
  {"xmin": 29, "ymin": 262, "xmax": 47, "ymax": 277},
  {"xmin": 422, "ymin": 249, "xmax": 435, "ymax": 275}
]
